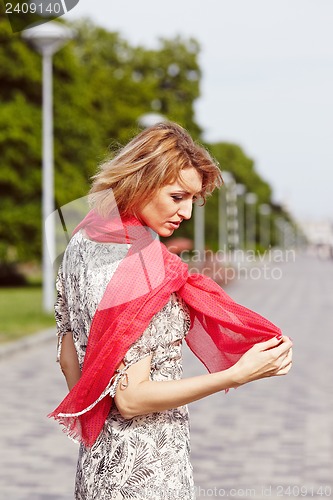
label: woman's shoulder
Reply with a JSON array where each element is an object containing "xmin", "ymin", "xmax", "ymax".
[
  {"xmin": 60, "ymin": 230, "xmax": 130, "ymax": 278},
  {"xmin": 67, "ymin": 229, "xmax": 129, "ymax": 259}
]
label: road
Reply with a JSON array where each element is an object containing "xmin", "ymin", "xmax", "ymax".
[{"xmin": 1, "ymin": 253, "xmax": 332, "ymax": 499}]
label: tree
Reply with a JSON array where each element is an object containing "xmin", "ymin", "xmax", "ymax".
[
  {"xmin": 208, "ymin": 142, "xmax": 272, "ymax": 204},
  {"xmin": 0, "ymin": 15, "xmax": 42, "ymax": 263},
  {"xmin": 0, "ymin": 14, "xmax": 204, "ymax": 269},
  {"xmin": 131, "ymin": 36, "xmax": 202, "ymax": 137}
]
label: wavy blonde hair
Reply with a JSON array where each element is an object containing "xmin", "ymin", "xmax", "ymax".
[{"xmin": 89, "ymin": 121, "xmax": 223, "ymax": 217}]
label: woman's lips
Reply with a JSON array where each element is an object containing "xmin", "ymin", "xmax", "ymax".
[{"xmin": 168, "ymin": 221, "xmax": 181, "ymax": 229}]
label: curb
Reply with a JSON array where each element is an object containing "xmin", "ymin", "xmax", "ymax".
[{"xmin": 0, "ymin": 327, "xmax": 56, "ymax": 361}]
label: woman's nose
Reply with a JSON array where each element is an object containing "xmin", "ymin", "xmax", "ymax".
[{"xmin": 178, "ymin": 200, "xmax": 193, "ymax": 220}]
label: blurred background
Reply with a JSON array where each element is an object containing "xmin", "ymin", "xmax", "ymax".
[
  {"xmin": 1, "ymin": 1, "xmax": 333, "ymax": 499},
  {"xmin": 1, "ymin": 0, "xmax": 333, "ymax": 296}
]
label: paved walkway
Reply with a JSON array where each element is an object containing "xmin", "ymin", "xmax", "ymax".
[
  {"xmin": 185, "ymin": 252, "xmax": 333, "ymax": 499},
  {"xmin": 1, "ymin": 253, "xmax": 332, "ymax": 499}
]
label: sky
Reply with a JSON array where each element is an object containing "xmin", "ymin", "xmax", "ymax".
[{"xmin": 64, "ymin": 0, "xmax": 333, "ymax": 222}]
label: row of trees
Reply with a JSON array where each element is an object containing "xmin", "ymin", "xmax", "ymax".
[{"xmin": 0, "ymin": 12, "xmax": 293, "ymax": 280}]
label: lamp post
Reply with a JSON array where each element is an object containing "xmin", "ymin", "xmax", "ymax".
[
  {"xmin": 218, "ymin": 184, "xmax": 227, "ymax": 252},
  {"xmin": 22, "ymin": 21, "xmax": 73, "ymax": 312},
  {"xmin": 259, "ymin": 204, "xmax": 271, "ymax": 249},
  {"xmin": 245, "ymin": 193, "xmax": 258, "ymax": 250},
  {"xmin": 274, "ymin": 217, "xmax": 287, "ymax": 249},
  {"xmin": 226, "ymin": 178, "xmax": 238, "ymax": 250},
  {"xmin": 236, "ymin": 183, "xmax": 246, "ymax": 250},
  {"xmin": 220, "ymin": 172, "xmax": 238, "ymax": 251},
  {"xmin": 193, "ymin": 203, "xmax": 205, "ymax": 259}
]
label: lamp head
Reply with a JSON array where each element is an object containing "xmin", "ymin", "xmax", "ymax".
[
  {"xmin": 22, "ymin": 21, "xmax": 74, "ymax": 56},
  {"xmin": 138, "ymin": 113, "xmax": 168, "ymax": 129}
]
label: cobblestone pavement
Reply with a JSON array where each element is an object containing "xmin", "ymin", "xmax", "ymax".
[{"xmin": 1, "ymin": 253, "xmax": 332, "ymax": 499}]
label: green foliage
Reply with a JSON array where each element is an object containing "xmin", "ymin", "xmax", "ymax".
[
  {"xmin": 174, "ymin": 142, "xmax": 276, "ymax": 250},
  {"xmin": 0, "ymin": 12, "xmax": 287, "ymax": 264},
  {"xmin": 133, "ymin": 36, "xmax": 202, "ymax": 137},
  {"xmin": 0, "ymin": 93, "xmax": 42, "ymax": 261},
  {"xmin": 0, "ymin": 14, "xmax": 41, "ymax": 102},
  {"xmin": 0, "ymin": 14, "xmax": 203, "ymax": 265},
  {"xmin": 208, "ymin": 142, "xmax": 272, "ymax": 204}
]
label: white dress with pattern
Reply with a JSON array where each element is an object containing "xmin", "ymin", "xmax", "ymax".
[{"xmin": 55, "ymin": 231, "xmax": 195, "ymax": 500}]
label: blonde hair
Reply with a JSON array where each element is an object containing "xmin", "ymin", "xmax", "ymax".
[{"xmin": 89, "ymin": 121, "xmax": 223, "ymax": 217}]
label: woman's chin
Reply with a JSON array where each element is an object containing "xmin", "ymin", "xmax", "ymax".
[{"xmin": 158, "ymin": 228, "xmax": 175, "ymax": 238}]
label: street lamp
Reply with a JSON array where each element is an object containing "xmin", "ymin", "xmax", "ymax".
[
  {"xmin": 22, "ymin": 21, "xmax": 74, "ymax": 312},
  {"xmin": 259, "ymin": 204, "xmax": 271, "ymax": 249},
  {"xmin": 245, "ymin": 193, "xmax": 258, "ymax": 250},
  {"xmin": 218, "ymin": 172, "xmax": 231, "ymax": 251},
  {"xmin": 236, "ymin": 183, "xmax": 246, "ymax": 250},
  {"xmin": 137, "ymin": 113, "xmax": 168, "ymax": 129},
  {"xmin": 218, "ymin": 185, "xmax": 227, "ymax": 252},
  {"xmin": 220, "ymin": 172, "xmax": 238, "ymax": 251},
  {"xmin": 274, "ymin": 217, "xmax": 287, "ymax": 249},
  {"xmin": 194, "ymin": 202, "xmax": 205, "ymax": 259}
]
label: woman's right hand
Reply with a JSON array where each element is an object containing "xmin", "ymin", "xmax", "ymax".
[{"xmin": 231, "ymin": 335, "xmax": 293, "ymax": 386}]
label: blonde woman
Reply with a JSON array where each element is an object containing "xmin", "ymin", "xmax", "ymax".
[{"xmin": 50, "ymin": 122, "xmax": 292, "ymax": 500}]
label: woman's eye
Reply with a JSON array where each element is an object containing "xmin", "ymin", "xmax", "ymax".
[{"xmin": 171, "ymin": 195, "xmax": 183, "ymax": 201}]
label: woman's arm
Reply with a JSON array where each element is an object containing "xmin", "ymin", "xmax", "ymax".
[
  {"xmin": 114, "ymin": 335, "xmax": 292, "ymax": 419},
  {"xmin": 59, "ymin": 333, "xmax": 81, "ymax": 391}
]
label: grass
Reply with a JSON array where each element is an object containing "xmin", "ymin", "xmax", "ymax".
[{"xmin": 0, "ymin": 286, "xmax": 56, "ymax": 343}]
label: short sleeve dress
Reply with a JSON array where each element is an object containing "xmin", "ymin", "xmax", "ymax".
[{"xmin": 54, "ymin": 230, "xmax": 195, "ymax": 500}]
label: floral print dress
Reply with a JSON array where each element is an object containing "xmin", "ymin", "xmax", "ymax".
[{"xmin": 55, "ymin": 231, "xmax": 195, "ymax": 500}]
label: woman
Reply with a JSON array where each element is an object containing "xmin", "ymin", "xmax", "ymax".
[{"xmin": 50, "ymin": 122, "xmax": 292, "ymax": 500}]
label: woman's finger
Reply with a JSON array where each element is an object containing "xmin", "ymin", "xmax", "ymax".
[
  {"xmin": 278, "ymin": 347, "xmax": 293, "ymax": 372},
  {"xmin": 258, "ymin": 335, "xmax": 283, "ymax": 351}
]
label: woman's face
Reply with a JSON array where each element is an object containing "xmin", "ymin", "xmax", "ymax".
[{"xmin": 136, "ymin": 167, "xmax": 202, "ymax": 237}]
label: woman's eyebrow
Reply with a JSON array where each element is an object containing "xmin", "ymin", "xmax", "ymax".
[{"xmin": 171, "ymin": 189, "xmax": 201, "ymax": 196}]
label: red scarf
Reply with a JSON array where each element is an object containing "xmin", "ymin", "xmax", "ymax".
[{"xmin": 49, "ymin": 210, "xmax": 282, "ymax": 446}]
